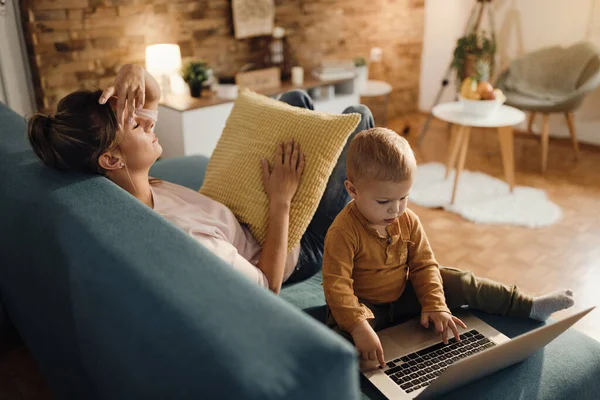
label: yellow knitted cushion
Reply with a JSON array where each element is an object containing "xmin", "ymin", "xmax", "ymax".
[{"xmin": 199, "ymin": 88, "xmax": 361, "ymax": 251}]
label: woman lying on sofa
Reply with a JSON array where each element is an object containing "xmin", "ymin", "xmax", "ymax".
[
  {"xmin": 26, "ymin": 64, "xmax": 575, "ymax": 328},
  {"xmin": 27, "ymin": 64, "xmax": 372, "ymax": 294}
]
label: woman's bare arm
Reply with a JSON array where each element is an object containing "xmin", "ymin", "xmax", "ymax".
[
  {"xmin": 259, "ymin": 202, "xmax": 291, "ymax": 294},
  {"xmin": 141, "ymin": 69, "xmax": 161, "ymax": 111},
  {"xmin": 259, "ymin": 139, "xmax": 305, "ymax": 294},
  {"xmin": 98, "ymin": 64, "xmax": 160, "ymax": 125}
]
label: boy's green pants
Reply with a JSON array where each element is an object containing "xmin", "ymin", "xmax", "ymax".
[{"xmin": 326, "ymin": 267, "xmax": 533, "ymax": 338}]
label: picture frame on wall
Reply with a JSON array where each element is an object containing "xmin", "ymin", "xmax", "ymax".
[{"xmin": 232, "ymin": 0, "xmax": 275, "ymax": 39}]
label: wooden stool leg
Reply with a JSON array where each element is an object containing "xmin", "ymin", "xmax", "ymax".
[
  {"xmin": 445, "ymin": 125, "xmax": 464, "ymax": 179},
  {"xmin": 565, "ymin": 112, "xmax": 580, "ymax": 160},
  {"xmin": 451, "ymin": 126, "xmax": 471, "ymax": 205},
  {"xmin": 528, "ymin": 112, "xmax": 537, "ymax": 133},
  {"xmin": 541, "ymin": 114, "xmax": 550, "ymax": 173},
  {"xmin": 497, "ymin": 126, "xmax": 515, "ymax": 192}
]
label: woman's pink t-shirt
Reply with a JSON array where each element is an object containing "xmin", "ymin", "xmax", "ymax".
[{"xmin": 150, "ymin": 181, "xmax": 300, "ymax": 288}]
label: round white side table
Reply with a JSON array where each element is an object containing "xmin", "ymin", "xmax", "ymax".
[
  {"xmin": 360, "ymin": 80, "xmax": 393, "ymax": 126},
  {"xmin": 432, "ymin": 102, "xmax": 526, "ymax": 204}
]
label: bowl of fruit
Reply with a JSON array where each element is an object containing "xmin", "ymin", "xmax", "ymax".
[{"xmin": 458, "ymin": 77, "xmax": 507, "ymax": 117}]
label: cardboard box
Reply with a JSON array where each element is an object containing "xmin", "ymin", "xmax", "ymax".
[{"xmin": 235, "ymin": 67, "xmax": 281, "ymax": 91}]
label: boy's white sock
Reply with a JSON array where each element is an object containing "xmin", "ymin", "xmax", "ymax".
[{"xmin": 529, "ymin": 289, "xmax": 575, "ymax": 321}]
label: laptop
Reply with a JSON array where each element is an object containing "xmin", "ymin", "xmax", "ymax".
[{"xmin": 362, "ymin": 306, "xmax": 595, "ymax": 399}]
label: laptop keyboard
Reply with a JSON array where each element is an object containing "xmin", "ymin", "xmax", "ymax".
[{"xmin": 383, "ymin": 329, "xmax": 496, "ymax": 394}]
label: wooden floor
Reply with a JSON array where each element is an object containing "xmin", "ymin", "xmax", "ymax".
[
  {"xmin": 1, "ymin": 113, "xmax": 599, "ymax": 400},
  {"xmin": 391, "ymin": 114, "xmax": 600, "ymax": 343}
]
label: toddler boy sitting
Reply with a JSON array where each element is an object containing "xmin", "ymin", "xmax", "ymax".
[{"xmin": 322, "ymin": 127, "xmax": 574, "ymax": 368}]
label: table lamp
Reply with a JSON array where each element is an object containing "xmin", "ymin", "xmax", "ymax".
[{"xmin": 145, "ymin": 44, "xmax": 182, "ymax": 97}]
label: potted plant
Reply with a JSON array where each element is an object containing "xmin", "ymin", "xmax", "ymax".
[
  {"xmin": 181, "ymin": 60, "xmax": 210, "ymax": 98},
  {"xmin": 452, "ymin": 31, "xmax": 496, "ymax": 84},
  {"xmin": 353, "ymin": 56, "xmax": 368, "ymax": 92}
]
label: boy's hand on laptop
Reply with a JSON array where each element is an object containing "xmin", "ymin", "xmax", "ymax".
[
  {"xmin": 350, "ymin": 320, "xmax": 386, "ymax": 368},
  {"xmin": 421, "ymin": 312, "xmax": 467, "ymax": 344}
]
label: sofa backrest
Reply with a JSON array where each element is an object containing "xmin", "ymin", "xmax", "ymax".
[{"xmin": 0, "ymin": 102, "xmax": 358, "ymax": 400}]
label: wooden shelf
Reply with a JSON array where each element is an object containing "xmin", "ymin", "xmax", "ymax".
[{"xmin": 159, "ymin": 76, "xmax": 356, "ymax": 112}]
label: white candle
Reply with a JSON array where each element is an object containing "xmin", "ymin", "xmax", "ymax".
[{"xmin": 292, "ymin": 66, "xmax": 304, "ymax": 86}]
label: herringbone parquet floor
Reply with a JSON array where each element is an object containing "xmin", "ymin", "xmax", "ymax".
[{"xmin": 391, "ymin": 114, "xmax": 600, "ymax": 343}]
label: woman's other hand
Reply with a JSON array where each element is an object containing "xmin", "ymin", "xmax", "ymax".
[
  {"xmin": 261, "ymin": 139, "xmax": 305, "ymax": 208},
  {"xmin": 98, "ymin": 64, "xmax": 146, "ymax": 127}
]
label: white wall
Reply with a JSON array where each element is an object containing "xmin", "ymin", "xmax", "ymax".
[
  {"xmin": 420, "ymin": 0, "xmax": 600, "ymax": 145},
  {"xmin": 420, "ymin": 0, "xmax": 474, "ymax": 111},
  {"xmin": 0, "ymin": 0, "xmax": 35, "ymax": 116}
]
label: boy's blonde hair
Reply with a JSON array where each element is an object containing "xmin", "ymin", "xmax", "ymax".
[{"xmin": 346, "ymin": 127, "xmax": 416, "ymax": 184}]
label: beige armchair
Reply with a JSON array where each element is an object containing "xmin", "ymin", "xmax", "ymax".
[{"xmin": 496, "ymin": 42, "xmax": 600, "ymax": 172}]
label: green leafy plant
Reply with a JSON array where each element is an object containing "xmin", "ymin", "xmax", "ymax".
[
  {"xmin": 353, "ymin": 57, "xmax": 367, "ymax": 67},
  {"xmin": 181, "ymin": 60, "xmax": 210, "ymax": 85},
  {"xmin": 452, "ymin": 32, "xmax": 496, "ymax": 82}
]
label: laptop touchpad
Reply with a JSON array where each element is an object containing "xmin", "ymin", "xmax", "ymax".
[{"xmin": 378, "ymin": 318, "xmax": 449, "ymax": 355}]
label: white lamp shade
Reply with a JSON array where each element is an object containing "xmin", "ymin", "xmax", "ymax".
[{"xmin": 145, "ymin": 44, "xmax": 182, "ymax": 76}]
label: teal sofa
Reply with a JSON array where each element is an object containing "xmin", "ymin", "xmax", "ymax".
[{"xmin": 1, "ymin": 101, "xmax": 600, "ymax": 399}]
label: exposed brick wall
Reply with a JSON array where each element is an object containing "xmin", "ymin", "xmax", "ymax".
[{"xmin": 22, "ymin": 0, "xmax": 424, "ymax": 119}]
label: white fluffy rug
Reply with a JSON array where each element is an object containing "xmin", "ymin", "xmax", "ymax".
[{"xmin": 410, "ymin": 163, "xmax": 562, "ymax": 228}]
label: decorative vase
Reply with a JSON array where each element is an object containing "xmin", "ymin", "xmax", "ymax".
[
  {"xmin": 188, "ymin": 82, "xmax": 203, "ymax": 98},
  {"xmin": 463, "ymin": 53, "xmax": 494, "ymax": 82},
  {"xmin": 355, "ymin": 65, "xmax": 369, "ymax": 93}
]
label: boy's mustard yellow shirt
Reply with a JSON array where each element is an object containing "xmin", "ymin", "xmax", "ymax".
[{"xmin": 322, "ymin": 201, "xmax": 450, "ymax": 333}]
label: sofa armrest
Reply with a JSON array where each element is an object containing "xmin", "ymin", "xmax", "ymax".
[{"xmin": 150, "ymin": 155, "xmax": 210, "ymax": 191}]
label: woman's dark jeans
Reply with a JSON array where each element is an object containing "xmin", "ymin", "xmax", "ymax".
[{"xmin": 277, "ymin": 90, "xmax": 375, "ymax": 283}]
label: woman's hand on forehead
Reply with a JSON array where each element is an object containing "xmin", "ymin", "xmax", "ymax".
[
  {"xmin": 106, "ymin": 96, "xmax": 139, "ymax": 127},
  {"xmin": 98, "ymin": 64, "xmax": 146, "ymax": 127}
]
